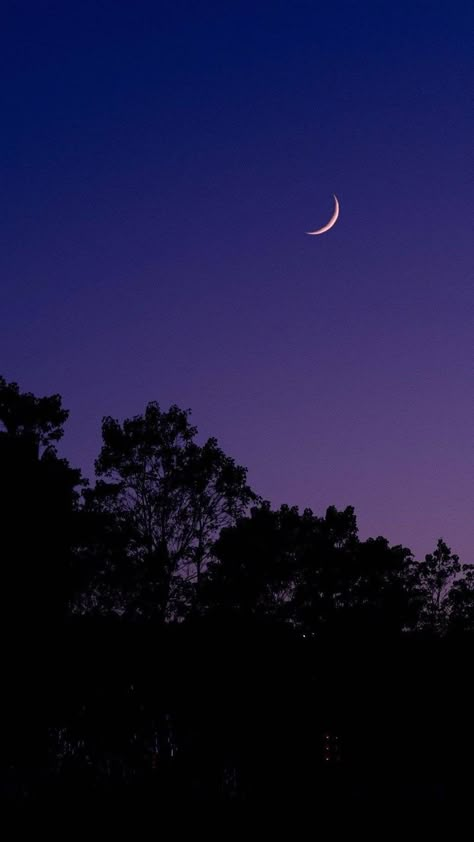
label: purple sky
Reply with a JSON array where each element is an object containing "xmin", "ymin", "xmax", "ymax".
[{"xmin": 1, "ymin": 1, "xmax": 472, "ymax": 561}]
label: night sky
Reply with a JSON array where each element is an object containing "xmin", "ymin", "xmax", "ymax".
[{"xmin": 1, "ymin": 1, "xmax": 472, "ymax": 561}]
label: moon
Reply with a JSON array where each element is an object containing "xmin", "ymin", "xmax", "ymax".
[{"xmin": 306, "ymin": 194, "xmax": 340, "ymax": 235}]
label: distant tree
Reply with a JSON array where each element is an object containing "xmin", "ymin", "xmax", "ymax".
[
  {"xmin": 201, "ymin": 503, "xmax": 302, "ymax": 620},
  {"xmin": 415, "ymin": 539, "xmax": 461, "ymax": 634},
  {"xmin": 204, "ymin": 501, "xmax": 417, "ymax": 638},
  {"xmin": 338, "ymin": 536, "xmax": 419, "ymax": 635},
  {"xmin": 448, "ymin": 564, "xmax": 474, "ymax": 634},
  {"xmin": 291, "ymin": 505, "xmax": 359, "ymax": 635},
  {"xmin": 290, "ymin": 508, "xmax": 417, "ymax": 638},
  {"xmin": 82, "ymin": 402, "xmax": 256, "ymax": 620}
]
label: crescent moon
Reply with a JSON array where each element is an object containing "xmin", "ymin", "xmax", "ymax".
[{"xmin": 306, "ymin": 194, "xmax": 340, "ymax": 235}]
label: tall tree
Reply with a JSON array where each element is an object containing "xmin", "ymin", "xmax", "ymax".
[
  {"xmin": 84, "ymin": 402, "xmax": 256, "ymax": 620},
  {"xmin": 0, "ymin": 376, "xmax": 82, "ymax": 624},
  {"xmin": 0, "ymin": 375, "xmax": 68, "ymax": 454}
]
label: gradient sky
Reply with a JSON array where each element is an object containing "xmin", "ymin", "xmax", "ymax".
[{"xmin": 1, "ymin": 1, "xmax": 472, "ymax": 561}]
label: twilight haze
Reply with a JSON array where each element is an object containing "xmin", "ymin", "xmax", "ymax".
[{"xmin": 1, "ymin": 1, "xmax": 472, "ymax": 562}]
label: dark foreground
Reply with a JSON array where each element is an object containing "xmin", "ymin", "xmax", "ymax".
[{"xmin": 2, "ymin": 618, "xmax": 472, "ymax": 821}]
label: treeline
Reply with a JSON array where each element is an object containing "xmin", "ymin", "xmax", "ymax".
[
  {"xmin": 0, "ymin": 374, "xmax": 472, "ymax": 812},
  {"xmin": 0, "ymin": 374, "xmax": 471, "ymax": 636}
]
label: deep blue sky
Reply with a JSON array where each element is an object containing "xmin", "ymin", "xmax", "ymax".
[{"xmin": 1, "ymin": 1, "xmax": 472, "ymax": 560}]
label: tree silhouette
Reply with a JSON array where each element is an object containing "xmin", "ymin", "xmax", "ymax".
[
  {"xmin": 287, "ymin": 506, "xmax": 418, "ymax": 637},
  {"xmin": 448, "ymin": 563, "xmax": 474, "ymax": 634},
  {"xmin": 415, "ymin": 538, "xmax": 461, "ymax": 633},
  {"xmin": 0, "ymin": 376, "xmax": 82, "ymax": 625},
  {"xmin": 203, "ymin": 502, "xmax": 418, "ymax": 638},
  {"xmin": 82, "ymin": 402, "xmax": 256, "ymax": 620},
  {"xmin": 0, "ymin": 375, "xmax": 68, "ymax": 453},
  {"xmin": 201, "ymin": 502, "xmax": 301, "ymax": 620}
]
